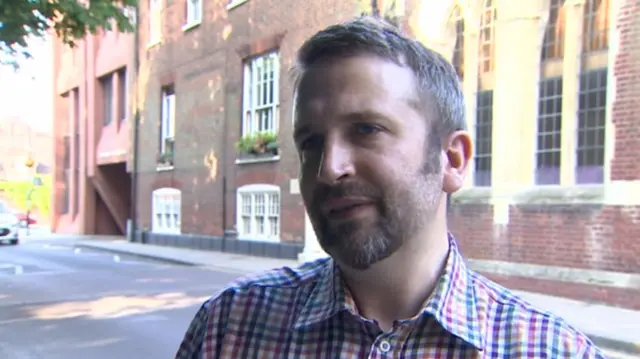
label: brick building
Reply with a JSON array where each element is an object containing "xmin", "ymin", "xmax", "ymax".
[
  {"xmin": 134, "ymin": 0, "xmax": 371, "ymax": 257},
  {"xmin": 52, "ymin": 19, "xmax": 135, "ymax": 234},
  {"xmin": 132, "ymin": 0, "xmax": 638, "ymax": 309},
  {"xmin": 0, "ymin": 118, "xmax": 52, "ymax": 181}
]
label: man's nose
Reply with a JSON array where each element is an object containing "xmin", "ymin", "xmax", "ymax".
[{"xmin": 317, "ymin": 139, "xmax": 355, "ymax": 184}]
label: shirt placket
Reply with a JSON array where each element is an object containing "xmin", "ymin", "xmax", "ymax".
[{"xmin": 366, "ymin": 324, "xmax": 410, "ymax": 359}]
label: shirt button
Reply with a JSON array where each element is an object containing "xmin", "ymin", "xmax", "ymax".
[{"xmin": 379, "ymin": 340, "xmax": 391, "ymax": 353}]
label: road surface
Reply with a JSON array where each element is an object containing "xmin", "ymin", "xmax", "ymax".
[
  {"xmin": 0, "ymin": 237, "xmax": 239, "ymax": 358},
  {"xmin": 0, "ymin": 237, "xmax": 634, "ymax": 358}
]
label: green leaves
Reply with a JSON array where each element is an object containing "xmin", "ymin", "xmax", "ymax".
[{"xmin": 0, "ymin": 0, "xmax": 138, "ymax": 65}]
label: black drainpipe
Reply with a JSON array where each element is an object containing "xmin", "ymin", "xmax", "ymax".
[{"xmin": 129, "ymin": 5, "xmax": 141, "ymax": 242}]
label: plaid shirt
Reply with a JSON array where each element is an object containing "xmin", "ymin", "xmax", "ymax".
[{"xmin": 176, "ymin": 236, "xmax": 606, "ymax": 358}]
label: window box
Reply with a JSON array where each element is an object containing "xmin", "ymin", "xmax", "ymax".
[
  {"xmin": 236, "ymin": 131, "xmax": 279, "ymax": 159},
  {"xmin": 157, "ymin": 137, "xmax": 175, "ymax": 167}
]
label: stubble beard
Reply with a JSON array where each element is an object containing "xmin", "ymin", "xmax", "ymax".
[{"xmin": 316, "ymin": 163, "xmax": 442, "ymax": 271}]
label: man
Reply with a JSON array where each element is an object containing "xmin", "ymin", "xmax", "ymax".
[{"xmin": 176, "ymin": 16, "xmax": 606, "ymax": 358}]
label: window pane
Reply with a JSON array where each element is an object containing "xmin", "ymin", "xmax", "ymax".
[
  {"xmin": 576, "ymin": 69, "xmax": 607, "ymax": 184},
  {"xmin": 535, "ymin": 77, "xmax": 563, "ymax": 185},
  {"xmin": 474, "ymin": 90, "xmax": 493, "ymax": 186}
]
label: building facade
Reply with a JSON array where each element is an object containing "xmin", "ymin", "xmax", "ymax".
[
  {"xmin": 134, "ymin": 0, "xmax": 374, "ymax": 257},
  {"xmin": 52, "ymin": 21, "xmax": 135, "ymax": 234},
  {"xmin": 0, "ymin": 118, "xmax": 52, "ymax": 182},
  {"xmin": 132, "ymin": 0, "xmax": 638, "ymax": 309}
]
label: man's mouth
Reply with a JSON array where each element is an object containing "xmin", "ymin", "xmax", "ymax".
[{"xmin": 321, "ymin": 198, "xmax": 374, "ymax": 219}]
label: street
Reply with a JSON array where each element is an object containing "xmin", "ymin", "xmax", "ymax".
[
  {"xmin": 0, "ymin": 236, "xmax": 636, "ymax": 359},
  {"xmin": 0, "ymin": 236, "xmax": 240, "ymax": 359}
]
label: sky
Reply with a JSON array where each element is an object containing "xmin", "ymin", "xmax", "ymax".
[{"xmin": 0, "ymin": 35, "xmax": 54, "ymax": 133}]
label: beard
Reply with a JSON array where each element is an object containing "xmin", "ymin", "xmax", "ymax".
[{"xmin": 310, "ymin": 160, "xmax": 443, "ymax": 270}]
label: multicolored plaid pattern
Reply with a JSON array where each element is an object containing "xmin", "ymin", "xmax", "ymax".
[{"xmin": 175, "ymin": 236, "xmax": 607, "ymax": 358}]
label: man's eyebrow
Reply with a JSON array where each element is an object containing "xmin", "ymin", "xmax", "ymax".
[
  {"xmin": 343, "ymin": 109, "xmax": 396, "ymax": 126},
  {"xmin": 345, "ymin": 110, "xmax": 383, "ymax": 120}
]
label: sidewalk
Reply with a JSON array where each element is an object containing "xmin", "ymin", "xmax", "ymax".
[{"xmin": 57, "ymin": 235, "xmax": 640, "ymax": 355}]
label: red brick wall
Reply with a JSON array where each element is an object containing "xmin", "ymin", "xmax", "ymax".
[
  {"xmin": 136, "ymin": 0, "xmax": 359, "ymax": 241},
  {"xmin": 452, "ymin": 204, "xmax": 638, "ymax": 273},
  {"xmin": 449, "ymin": 204, "xmax": 640, "ymax": 310},
  {"xmin": 610, "ymin": 0, "xmax": 640, "ymax": 181}
]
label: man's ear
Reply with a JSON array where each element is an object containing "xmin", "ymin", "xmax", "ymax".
[{"xmin": 442, "ymin": 130, "xmax": 473, "ymax": 194}]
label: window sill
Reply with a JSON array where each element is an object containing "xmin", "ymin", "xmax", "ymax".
[
  {"xmin": 235, "ymin": 155, "xmax": 280, "ymax": 165},
  {"xmin": 156, "ymin": 164, "xmax": 174, "ymax": 172},
  {"xmin": 146, "ymin": 39, "xmax": 162, "ymax": 49},
  {"xmin": 227, "ymin": 0, "xmax": 248, "ymax": 10},
  {"xmin": 451, "ymin": 184, "xmax": 606, "ymax": 206},
  {"xmin": 182, "ymin": 20, "xmax": 201, "ymax": 32}
]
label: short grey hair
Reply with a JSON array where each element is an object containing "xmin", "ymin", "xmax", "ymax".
[{"xmin": 292, "ymin": 16, "xmax": 467, "ymax": 141}]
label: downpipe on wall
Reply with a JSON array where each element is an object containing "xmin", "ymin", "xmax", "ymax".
[{"xmin": 129, "ymin": 4, "xmax": 141, "ymax": 242}]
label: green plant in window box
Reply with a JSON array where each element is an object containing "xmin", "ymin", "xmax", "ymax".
[
  {"xmin": 157, "ymin": 138, "xmax": 175, "ymax": 166},
  {"xmin": 236, "ymin": 131, "xmax": 279, "ymax": 158}
]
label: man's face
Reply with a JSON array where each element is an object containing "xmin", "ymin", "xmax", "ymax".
[{"xmin": 294, "ymin": 55, "xmax": 444, "ymax": 270}]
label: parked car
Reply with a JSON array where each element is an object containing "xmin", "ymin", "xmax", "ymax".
[{"xmin": 0, "ymin": 211, "xmax": 19, "ymax": 245}]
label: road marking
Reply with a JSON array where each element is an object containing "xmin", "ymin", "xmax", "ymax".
[
  {"xmin": 40, "ymin": 244, "xmax": 69, "ymax": 250},
  {"xmin": 8, "ymin": 270, "xmax": 75, "ymax": 277}
]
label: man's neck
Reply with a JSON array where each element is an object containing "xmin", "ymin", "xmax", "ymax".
[{"xmin": 339, "ymin": 228, "xmax": 450, "ymax": 332}]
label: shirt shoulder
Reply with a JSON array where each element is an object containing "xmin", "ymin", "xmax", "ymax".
[
  {"xmin": 226, "ymin": 257, "xmax": 331, "ymax": 291},
  {"xmin": 469, "ymin": 272, "xmax": 606, "ymax": 358},
  {"xmin": 174, "ymin": 258, "xmax": 331, "ymax": 359}
]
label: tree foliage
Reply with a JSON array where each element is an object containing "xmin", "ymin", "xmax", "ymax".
[{"xmin": 0, "ymin": 0, "xmax": 138, "ymax": 64}]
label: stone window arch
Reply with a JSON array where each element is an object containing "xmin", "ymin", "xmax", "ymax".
[{"xmin": 449, "ymin": 5, "xmax": 465, "ymax": 80}]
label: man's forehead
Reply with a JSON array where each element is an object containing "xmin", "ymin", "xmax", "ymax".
[{"xmin": 298, "ymin": 57, "xmax": 417, "ymax": 104}]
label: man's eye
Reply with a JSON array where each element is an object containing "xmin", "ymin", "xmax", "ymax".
[
  {"xmin": 354, "ymin": 124, "xmax": 381, "ymax": 135},
  {"xmin": 300, "ymin": 136, "xmax": 322, "ymax": 151}
]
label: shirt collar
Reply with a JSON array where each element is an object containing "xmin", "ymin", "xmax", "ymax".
[{"xmin": 293, "ymin": 234, "xmax": 485, "ymax": 351}]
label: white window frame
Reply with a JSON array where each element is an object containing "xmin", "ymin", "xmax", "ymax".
[
  {"xmin": 149, "ymin": 0, "xmax": 162, "ymax": 44},
  {"xmin": 236, "ymin": 184, "xmax": 281, "ymax": 242},
  {"xmin": 242, "ymin": 52, "xmax": 280, "ymax": 137},
  {"xmin": 160, "ymin": 86, "xmax": 175, "ymax": 154},
  {"xmin": 152, "ymin": 188, "xmax": 181, "ymax": 234},
  {"xmin": 123, "ymin": 6, "xmax": 137, "ymax": 26},
  {"xmin": 291, "ymin": 90, "xmax": 298, "ymax": 125},
  {"xmin": 227, "ymin": 0, "xmax": 249, "ymax": 10},
  {"xmin": 185, "ymin": 0, "xmax": 202, "ymax": 26}
]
